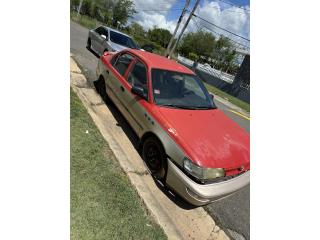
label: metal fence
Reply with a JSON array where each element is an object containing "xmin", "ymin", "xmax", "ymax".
[{"xmin": 177, "ymin": 55, "xmax": 250, "ymax": 103}]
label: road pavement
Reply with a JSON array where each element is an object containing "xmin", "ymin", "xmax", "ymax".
[{"xmin": 70, "ymin": 21, "xmax": 250, "ymax": 240}]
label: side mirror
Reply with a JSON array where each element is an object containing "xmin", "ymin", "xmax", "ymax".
[
  {"xmin": 101, "ymin": 34, "xmax": 107, "ymax": 40},
  {"xmin": 131, "ymin": 85, "xmax": 147, "ymax": 100},
  {"xmin": 210, "ymin": 93, "xmax": 214, "ymax": 100}
]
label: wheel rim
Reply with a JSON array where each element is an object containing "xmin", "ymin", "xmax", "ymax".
[{"xmin": 145, "ymin": 143, "xmax": 161, "ymax": 172}]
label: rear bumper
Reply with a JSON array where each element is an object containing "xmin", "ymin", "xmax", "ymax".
[{"xmin": 166, "ymin": 159, "xmax": 250, "ymax": 206}]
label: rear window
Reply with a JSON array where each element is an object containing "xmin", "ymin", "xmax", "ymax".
[{"xmin": 110, "ymin": 31, "xmax": 138, "ymax": 49}]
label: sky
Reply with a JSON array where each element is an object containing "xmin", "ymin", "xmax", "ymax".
[{"xmin": 130, "ymin": 0, "xmax": 250, "ymax": 48}]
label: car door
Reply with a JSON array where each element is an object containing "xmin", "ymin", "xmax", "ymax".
[
  {"xmin": 96, "ymin": 27, "xmax": 109, "ymax": 55},
  {"xmin": 106, "ymin": 52, "xmax": 136, "ymax": 124},
  {"xmin": 91, "ymin": 27, "xmax": 106, "ymax": 54},
  {"xmin": 121, "ymin": 60, "xmax": 150, "ymax": 135}
]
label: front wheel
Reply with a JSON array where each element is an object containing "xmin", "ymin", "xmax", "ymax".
[{"xmin": 142, "ymin": 136, "xmax": 167, "ymax": 181}]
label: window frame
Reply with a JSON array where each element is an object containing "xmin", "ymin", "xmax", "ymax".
[
  {"xmin": 113, "ymin": 52, "xmax": 135, "ymax": 78},
  {"xmin": 126, "ymin": 60, "xmax": 149, "ymax": 101}
]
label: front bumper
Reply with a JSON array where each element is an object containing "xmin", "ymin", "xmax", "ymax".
[{"xmin": 166, "ymin": 159, "xmax": 250, "ymax": 206}]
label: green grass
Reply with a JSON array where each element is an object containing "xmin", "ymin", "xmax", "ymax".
[
  {"xmin": 204, "ymin": 83, "xmax": 250, "ymax": 113},
  {"xmin": 71, "ymin": 88, "xmax": 167, "ymax": 240},
  {"xmin": 71, "ymin": 11, "xmax": 99, "ymax": 29}
]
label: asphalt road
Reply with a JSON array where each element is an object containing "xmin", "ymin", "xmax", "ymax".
[{"xmin": 70, "ymin": 21, "xmax": 250, "ymax": 240}]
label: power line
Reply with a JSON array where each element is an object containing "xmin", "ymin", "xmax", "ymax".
[
  {"xmin": 136, "ymin": 8, "xmax": 184, "ymax": 12},
  {"xmin": 191, "ymin": 18, "xmax": 249, "ymax": 50},
  {"xmin": 205, "ymin": 5, "xmax": 249, "ymax": 15},
  {"xmin": 217, "ymin": 0, "xmax": 250, "ymax": 12},
  {"xmin": 189, "ymin": 11, "xmax": 250, "ymax": 42},
  {"xmin": 202, "ymin": 24, "xmax": 249, "ymax": 50}
]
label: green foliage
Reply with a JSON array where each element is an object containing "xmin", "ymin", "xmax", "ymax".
[
  {"xmin": 178, "ymin": 31, "xmax": 215, "ymax": 61},
  {"xmin": 112, "ymin": 0, "xmax": 136, "ymax": 27},
  {"xmin": 178, "ymin": 31, "xmax": 240, "ymax": 74},
  {"xmin": 188, "ymin": 52, "xmax": 199, "ymax": 62},
  {"xmin": 147, "ymin": 27, "xmax": 172, "ymax": 48},
  {"xmin": 70, "ymin": 0, "xmax": 134, "ymax": 27},
  {"xmin": 129, "ymin": 22, "xmax": 146, "ymax": 38},
  {"xmin": 71, "ymin": 11, "xmax": 98, "ymax": 29}
]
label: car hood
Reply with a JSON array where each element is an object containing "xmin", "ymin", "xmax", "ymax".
[
  {"xmin": 155, "ymin": 107, "xmax": 250, "ymax": 173},
  {"xmin": 109, "ymin": 41, "xmax": 129, "ymax": 52}
]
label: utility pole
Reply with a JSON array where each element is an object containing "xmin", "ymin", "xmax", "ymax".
[
  {"xmin": 165, "ymin": 0, "xmax": 190, "ymax": 57},
  {"xmin": 77, "ymin": 0, "xmax": 83, "ymax": 18},
  {"xmin": 168, "ymin": 0, "xmax": 200, "ymax": 58}
]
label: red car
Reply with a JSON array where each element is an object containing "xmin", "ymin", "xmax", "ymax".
[{"xmin": 95, "ymin": 49, "xmax": 250, "ymax": 206}]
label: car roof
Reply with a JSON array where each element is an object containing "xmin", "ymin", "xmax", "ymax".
[
  {"xmin": 101, "ymin": 26, "xmax": 131, "ymax": 38},
  {"xmin": 126, "ymin": 49, "xmax": 195, "ymax": 75}
]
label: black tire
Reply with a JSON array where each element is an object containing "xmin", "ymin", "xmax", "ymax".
[
  {"xmin": 94, "ymin": 76, "xmax": 109, "ymax": 103},
  {"xmin": 142, "ymin": 136, "xmax": 167, "ymax": 181},
  {"xmin": 86, "ymin": 38, "xmax": 91, "ymax": 50}
]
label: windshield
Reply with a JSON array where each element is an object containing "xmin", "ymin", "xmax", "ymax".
[
  {"xmin": 151, "ymin": 69, "xmax": 216, "ymax": 109},
  {"xmin": 110, "ymin": 30, "xmax": 139, "ymax": 49}
]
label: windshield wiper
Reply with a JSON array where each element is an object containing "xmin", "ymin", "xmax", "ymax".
[{"xmin": 160, "ymin": 104, "xmax": 215, "ymax": 110}]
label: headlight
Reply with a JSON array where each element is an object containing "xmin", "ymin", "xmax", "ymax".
[{"xmin": 183, "ymin": 157, "xmax": 225, "ymax": 182}]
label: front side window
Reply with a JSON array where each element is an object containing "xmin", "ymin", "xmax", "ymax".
[
  {"xmin": 127, "ymin": 61, "xmax": 148, "ymax": 99},
  {"xmin": 151, "ymin": 69, "xmax": 216, "ymax": 109},
  {"xmin": 110, "ymin": 31, "xmax": 139, "ymax": 49},
  {"xmin": 114, "ymin": 53, "xmax": 134, "ymax": 76}
]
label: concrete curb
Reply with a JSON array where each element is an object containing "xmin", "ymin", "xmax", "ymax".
[{"xmin": 70, "ymin": 56, "xmax": 230, "ymax": 240}]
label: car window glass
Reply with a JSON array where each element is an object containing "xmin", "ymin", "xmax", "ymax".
[
  {"xmin": 102, "ymin": 28, "xmax": 108, "ymax": 38},
  {"xmin": 110, "ymin": 30, "xmax": 138, "ymax": 49},
  {"xmin": 111, "ymin": 54, "xmax": 119, "ymax": 66},
  {"xmin": 95, "ymin": 27, "xmax": 104, "ymax": 35},
  {"xmin": 151, "ymin": 69, "xmax": 215, "ymax": 109},
  {"xmin": 127, "ymin": 61, "xmax": 148, "ymax": 99},
  {"xmin": 114, "ymin": 53, "xmax": 134, "ymax": 76}
]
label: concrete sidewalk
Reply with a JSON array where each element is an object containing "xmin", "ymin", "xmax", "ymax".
[{"xmin": 70, "ymin": 56, "xmax": 230, "ymax": 240}]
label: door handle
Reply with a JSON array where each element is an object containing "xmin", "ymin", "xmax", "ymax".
[{"xmin": 120, "ymin": 86, "xmax": 125, "ymax": 92}]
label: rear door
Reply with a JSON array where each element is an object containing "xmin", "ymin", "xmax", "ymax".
[
  {"xmin": 91, "ymin": 27, "xmax": 106, "ymax": 54},
  {"xmin": 96, "ymin": 27, "xmax": 109, "ymax": 55},
  {"xmin": 106, "ymin": 52, "xmax": 135, "ymax": 122}
]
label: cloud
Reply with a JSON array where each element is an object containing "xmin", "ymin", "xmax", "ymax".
[
  {"xmin": 131, "ymin": 0, "xmax": 177, "ymax": 32},
  {"xmin": 188, "ymin": 1, "xmax": 250, "ymax": 46},
  {"xmin": 131, "ymin": 0, "xmax": 250, "ymax": 47}
]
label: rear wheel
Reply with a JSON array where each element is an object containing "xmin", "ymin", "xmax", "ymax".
[
  {"xmin": 86, "ymin": 38, "xmax": 91, "ymax": 50},
  {"xmin": 94, "ymin": 75, "xmax": 109, "ymax": 103},
  {"xmin": 142, "ymin": 136, "xmax": 167, "ymax": 181}
]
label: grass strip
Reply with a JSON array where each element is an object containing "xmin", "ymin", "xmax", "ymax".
[
  {"xmin": 71, "ymin": 88, "xmax": 166, "ymax": 240},
  {"xmin": 204, "ymin": 83, "xmax": 250, "ymax": 113}
]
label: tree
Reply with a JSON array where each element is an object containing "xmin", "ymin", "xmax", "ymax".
[
  {"xmin": 147, "ymin": 28, "xmax": 172, "ymax": 48},
  {"xmin": 112, "ymin": 0, "xmax": 136, "ymax": 27},
  {"xmin": 129, "ymin": 22, "xmax": 146, "ymax": 38},
  {"xmin": 212, "ymin": 36, "xmax": 238, "ymax": 73},
  {"xmin": 178, "ymin": 31, "xmax": 216, "ymax": 61}
]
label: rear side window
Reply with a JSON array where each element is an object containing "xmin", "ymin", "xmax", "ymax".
[
  {"xmin": 114, "ymin": 53, "xmax": 134, "ymax": 76},
  {"xmin": 95, "ymin": 26, "xmax": 104, "ymax": 35}
]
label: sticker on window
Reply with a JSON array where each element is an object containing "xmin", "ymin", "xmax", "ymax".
[{"xmin": 154, "ymin": 89, "xmax": 160, "ymax": 94}]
